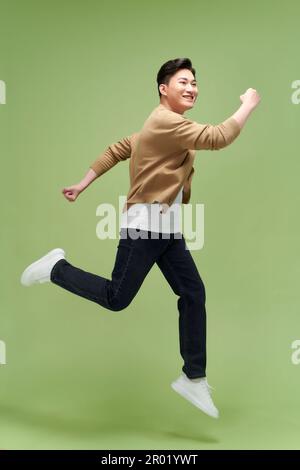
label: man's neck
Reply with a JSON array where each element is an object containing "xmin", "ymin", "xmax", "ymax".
[{"xmin": 159, "ymin": 101, "xmax": 185, "ymax": 115}]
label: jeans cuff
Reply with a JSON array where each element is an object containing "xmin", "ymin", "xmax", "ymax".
[{"xmin": 50, "ymin": 258, "xmax": 68, "ymax": 282}]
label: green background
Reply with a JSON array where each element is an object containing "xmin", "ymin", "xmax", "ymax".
[{"xmin": 1, "ymin": 0, "xmax": 300, "ymax": 450}]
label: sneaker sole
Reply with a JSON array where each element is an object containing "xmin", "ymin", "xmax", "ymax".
[
  {"xmin": 171, "ymin": 381, "xmax": 219, "ymax": 419},
  {"xmin": 20, "ymin": 248, "xmax": 65, "ymax": 286}
]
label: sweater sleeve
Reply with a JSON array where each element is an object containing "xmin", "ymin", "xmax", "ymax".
[
  {"xmin": 89, "ymin": 134, "xmax": 134, "ymax": 176},
  {"xmin": 171, "ymin": 115, "xmax": 241, "ymax": 151}
]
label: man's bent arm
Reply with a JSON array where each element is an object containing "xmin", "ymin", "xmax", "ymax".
[
  {"xmin": 171, "ymin": 88, "xmax": 260, "ymax": 151},
  {"xmin": 77, "ymin": 168, "xmax": 99, "ymax": 192},
  {"xmin": 89, "ymin": 134, "xmax": 133, "ymax": 177},
  {"xmin": 230, "ymin": 102, "xmax": 255, "ymax": 129}
]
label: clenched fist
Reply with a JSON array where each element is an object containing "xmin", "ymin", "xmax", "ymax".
[
  {"xmin": 62, "ymin": 184, "xmax": 83, "ymax": 202},
  {"xmin": 240, "ymin": 88, "xmax": 261, "ymax": 110}
]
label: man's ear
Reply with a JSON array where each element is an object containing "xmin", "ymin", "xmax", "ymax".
[{"xmin": 159, "ymin": 84, "xmax": 167, "ymax": 96}]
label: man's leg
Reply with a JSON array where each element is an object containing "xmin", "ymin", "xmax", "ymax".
[
  {"xmin": 156, "ymin": 233, "xmax": 207, "ymax": 379},
  {"xmin": 50, "ymin": 228, "xmax": 171, "ymax": 311}
]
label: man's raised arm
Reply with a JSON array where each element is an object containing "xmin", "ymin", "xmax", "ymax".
[{"xmin": 172, "ymin": 88, "xmax": 261, "ymax": 151}]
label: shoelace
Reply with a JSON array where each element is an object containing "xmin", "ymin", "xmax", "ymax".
[
  {"xmin": 200, "ymin": 378, "xmax": 215, "ymax": 395},
  {"xmin": 184, "ymin": 374, "xmax": 216, "ymax": 394}
]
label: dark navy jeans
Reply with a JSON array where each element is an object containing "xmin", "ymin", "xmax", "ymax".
[{"xmin": 50, "ymin": 228, "xmax": 207, "ymax": 379}]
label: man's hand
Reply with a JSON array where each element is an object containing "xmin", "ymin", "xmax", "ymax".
[
  {"xmin": 231, "ymin": 88, "xmax": 261, "ymax": 129},
  {"xmin": 62, "ymin": 184, "xmax": 83, "ymax": 202},
  {"xmin": 239, "ymin": 88, "xmax": 261, "ymax": 110},
  {"xmin": 62, "ymin": 168, "xmax": 99, "ymax": 202}
]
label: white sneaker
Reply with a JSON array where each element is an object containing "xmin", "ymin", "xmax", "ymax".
[
  {"xmin": 171, "ymin": 373, "xmax": 219, "ymax": 419},
  {"xmin": 20, "ymin": 248, "xmax": 66, "ymax": 286}
]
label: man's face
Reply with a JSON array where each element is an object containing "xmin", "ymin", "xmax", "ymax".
[{"xmin": 159, "ymin": 68, "xmax": 198, "ymax": 114}]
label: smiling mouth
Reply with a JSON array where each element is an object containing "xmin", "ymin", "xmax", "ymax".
[{"xmin": 183, "ymin": 96, "xmax": 194, "ymax": 101}]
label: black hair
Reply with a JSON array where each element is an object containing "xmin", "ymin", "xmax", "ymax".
[{"xmin": 156, "ymin": 57, "xmax": 196, "ymax": 99}]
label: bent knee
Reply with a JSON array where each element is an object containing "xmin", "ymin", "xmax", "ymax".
[
  {"xmin": 108, "ymin": 297, "xmax": 132, "ymax": 312},
  {"xmin": 182, "ymin": 281, "xmax": 206, "ymax": 303}
]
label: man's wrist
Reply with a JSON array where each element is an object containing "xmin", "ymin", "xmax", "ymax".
[
  {"xmin": 77, "ymin": 182, "xmax": 86, "ymax": 192},
  {"xmin": 241, "ymin": 101, "xmax": 255, "ymax": 113}
]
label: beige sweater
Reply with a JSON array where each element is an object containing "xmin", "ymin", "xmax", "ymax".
[{"xmin": 90, "ymin": 103, "xmax": 241, "ymax": 213}]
